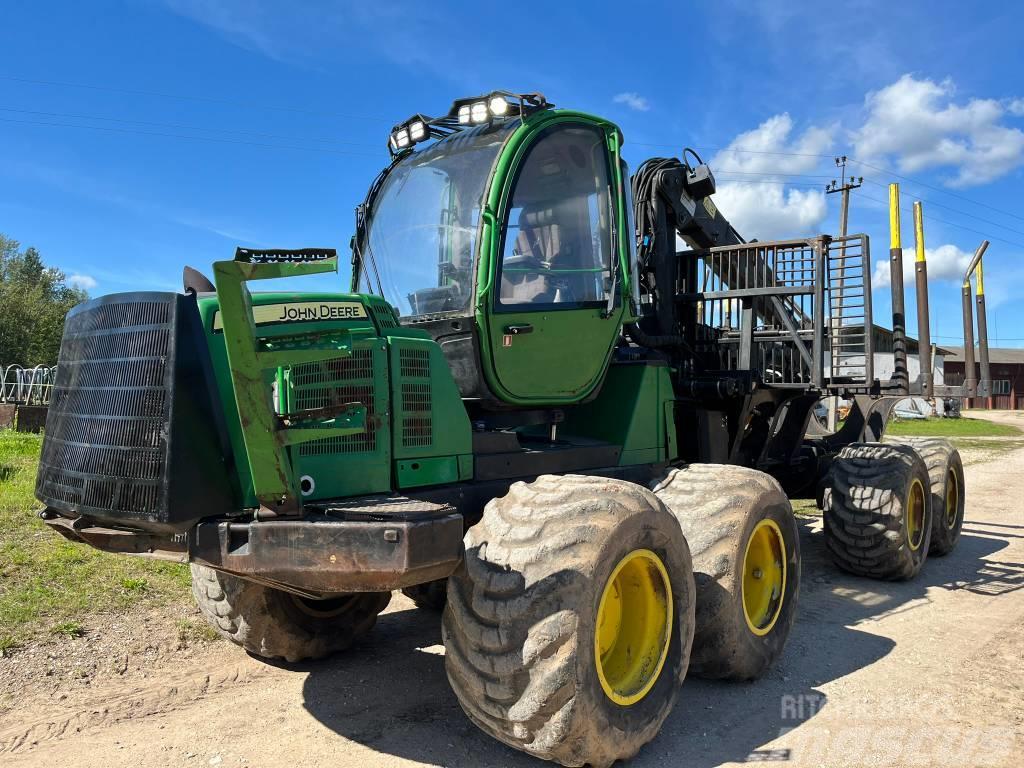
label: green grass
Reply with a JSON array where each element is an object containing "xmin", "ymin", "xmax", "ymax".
[
  {"xmin": 886, "ymin": 416, "xmax": 1021, "ymax": 438},
  {"xmin": 0, "ymin": 430, "xmax": 191, "ymax": 654}
]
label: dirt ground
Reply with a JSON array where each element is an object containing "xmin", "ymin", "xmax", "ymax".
[{"xmin": 1, "ymin": 413, "xmax": 1022, "ymax": 767}]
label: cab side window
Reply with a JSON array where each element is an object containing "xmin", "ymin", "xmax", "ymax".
[{"xmin": 498, "ymin": 126, "xmax": 612, "ymax": 308}]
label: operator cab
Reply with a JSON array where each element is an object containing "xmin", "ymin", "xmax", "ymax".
[{"xmin": 352, "ymin": 92, "xmax": 631, "ymax": 411}]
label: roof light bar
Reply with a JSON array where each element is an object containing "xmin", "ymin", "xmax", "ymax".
[{"xmin": 386, "ymin": 93, "xmax": 551, "ymax": 156}]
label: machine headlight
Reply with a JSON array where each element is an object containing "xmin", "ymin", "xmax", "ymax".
[
  {"xmin": 470, "ymin": 102, "xmax": 489, "ymax": 123},
  {"xmin": 409, "ymin": 121, "xmax": 426, "ymax": 141},
  {"xmin": 394, "ymin": 128, "xmax": 410, "ymax": 148},
  {"xmin": 458, "ymin": 104, "xmax": 471, "ymax": 124},
  {"xmin": 488, "ymin": 96, "xmax": 509, "ymax": 116}
]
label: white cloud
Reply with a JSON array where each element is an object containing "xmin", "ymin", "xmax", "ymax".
[
  {"xmin": 871, "ymin": 244, "xmax": 973, "ymax": 288},
  {"xmin": 67, "ymin": 273, "xmax": 98, "ymax": 290},
  {"xmin": 712, "ymin": 113, "xmax": 834, "ymax": 174},
  {"xmin": 853, "ymin": 75, "xmax": 1024, "ymax": 188},
  {"xmin": 714, "ymin": 183, "xmax": 828, "ymax": 241},
  {"xmin": 706, "ymin": 113, "xmax": 832, "ymax": 239},
  {"xmin": 613, "ymin": 92, "xmax": 651, "ymax": 112}
]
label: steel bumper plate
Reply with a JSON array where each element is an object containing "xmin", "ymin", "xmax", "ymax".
[{"xmin": 189, "ymin": 500, "xmax": 464, "ymax": 592}]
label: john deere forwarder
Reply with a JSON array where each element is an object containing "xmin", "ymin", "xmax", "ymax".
[{"xmin": 36, "ymin": 92, "xmax": 970, "ymax": 767}]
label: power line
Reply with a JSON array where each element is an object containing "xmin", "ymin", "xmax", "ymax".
[
  {"xmin": 0, "ymin": 116, "xmax": 380, "ymax": 158},
  {"xmin": 632, "ymin": 141, "xmax": 834, "ymax": 160},
  {"xmin": 708, "ymin": 169, "xmax": 835, "ymax": 180},
  {"xmin": 7, "ymin": 73, "xmax": 1021, "ymax": 225},
  {"xmin": 714, "ymin": 177, "xmax": 826, "ymax": 190},
  {"xmin": 0, "ymin": 106, "xmax": 379, "ymax": 149},
  {"xmin": 861, "ymin": 178, "xmax": 1024, "ymax": 239},
  {"xmin": 849, "ymin": 156, "xmax": 1024, "ymax": 225},
  {"xmin": 635, "ymin": 139, "xmax": 1024, "ymax": 227},
  {"xmin": 852, "ymin": 189, "xmax": 1024, "ymax": 250},
  {"xmin": 0, "ymin": 74, "xmax": 391, "ymax": 123},
  {"xmin": 717, "ymin": 171, "xmax": 1024, "ymax": 240}
]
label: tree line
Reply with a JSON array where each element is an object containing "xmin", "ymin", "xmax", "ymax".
[{"xmin": 1, "ymin": 234, "xmax": 89, "ymax": 366}]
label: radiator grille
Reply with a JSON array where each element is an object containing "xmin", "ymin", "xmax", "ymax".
[
  {"xmin": 401, "ymin": 382, "xmax": 432, "ymax": 447},
  {"xmin": 399, "ymin": 348, "xmax": 430, "ymax": 378},
  {"xmin": 36, "ymin": 297, "xmax": 172, "ymax": 519},
  {"xmin": 294, "ymin": 349, "xmax": 377, "ymax": 456},
  {"xmin": 369, "ymin": 302, "xmax": 399, "ymax": 331}
]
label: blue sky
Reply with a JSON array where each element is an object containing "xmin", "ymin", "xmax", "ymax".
[{"xmin": 3, "ymin": 0, "xmax": 1024, "ymax": 347}]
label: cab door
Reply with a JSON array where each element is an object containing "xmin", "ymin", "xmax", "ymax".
[{"xmin": 482, "ymin": 122, "xmax": 623, "ymax": 404}]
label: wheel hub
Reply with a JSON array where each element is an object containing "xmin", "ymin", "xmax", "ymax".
[
  {"xmin": 945, "ymin": 469, "xmax": 959, "ymax": 528},
  {"xmin": 595, "ymin": 549, "xmax": 672, "ymax": 706},
  {"xmin": 289, "ymin": 593, "xmax": 358, "ymax": 619},
  {"xmin": 906, "ymin": 478, "xmax": 926, "ymax": 550},
  {"xmin": 741, "ymin": 519, "xmax": 786, "ymax": 636}
]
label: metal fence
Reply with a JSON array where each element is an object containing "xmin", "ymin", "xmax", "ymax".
[{"xmin": 0, "ymin": 364, "xmax": 58, "ymax": 406}]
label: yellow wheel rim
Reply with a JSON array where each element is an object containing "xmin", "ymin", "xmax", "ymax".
[
  {"xmin": 595, "ymin": 549, "xmax": 673, "ymax": 706},
  {"xmin": 741, "ymin": 519, "xmax": 786, "ymax": 637},
  {"xmin": 945, "ymin": 469, "xmax": 959, "ymax": 528},
  {"xmin": 906, "ymin": 478, "xmax": 926, "ymax": 550}
]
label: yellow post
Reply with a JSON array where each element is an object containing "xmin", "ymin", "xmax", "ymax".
[
  {"xmin": 889, "ymin": 183, "xmax": 902, "ymax": 250},
  {"xmin": 913, "ymin": 202, "xmax": 926, "ymax": 263},
  {"xmin": 975, "ymin": 257, "xmax": 990, "ymax": 402},
  {"xmin": 888, "ymin": 183, "xmax": 908, "ymax": 391},
  {"xmin": 912, "ymin": 201, "xmax": 932, "ymax": 396}
]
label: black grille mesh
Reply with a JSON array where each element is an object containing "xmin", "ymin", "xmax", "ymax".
[
  {"xmin": 295, "ymin": 350, "xmax": 377, "ymax": 456},
  {"xmin": 36, "ymin": 296, "xmax": 173, "ymax": 521},
  {"xmin": 369, "ymin": 302, "xmax": 399, "ymax": 331}
]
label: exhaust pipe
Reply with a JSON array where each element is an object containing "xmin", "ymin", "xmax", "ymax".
[{"xmin": 912, "ymin": 201, "xmax": 932, "ymax": 397}]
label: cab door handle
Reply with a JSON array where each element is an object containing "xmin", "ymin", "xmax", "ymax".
[{"xmin": 503, "ymin": 324, "xmax": 534, "ymax": 335}]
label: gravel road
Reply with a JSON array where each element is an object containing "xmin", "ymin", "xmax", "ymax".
[{"xmin": 2, "ymin": 413, "xmax": 1022, "ymax": 767}]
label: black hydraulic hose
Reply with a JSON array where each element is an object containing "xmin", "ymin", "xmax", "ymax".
[{"xmin": 624, "ymin": 322, "xmax": 684, "ymax": 348}]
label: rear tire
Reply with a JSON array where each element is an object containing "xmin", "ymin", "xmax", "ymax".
[
  {"xmin": 887, "ymin": 437, "xmax": 965, "ymax": 556},
  {"xmin": 442, "ymin": 475, "xmax": 695, "ymax": 768},
  {"xmin": 652, "ymin": 464, "xmax": 800, "ymax": 680},
  {"xmin": 823, "ymin": 443, "xmax": 932, "ymax": 580},
  {"xmin": 401, "ymin": 579, "xmax": 448, "ymax": 611},
  {"xmin": 190, "ymin": 565, "xmax": 391, "ymax": 662}
]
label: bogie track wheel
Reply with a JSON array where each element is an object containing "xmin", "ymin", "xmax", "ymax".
[
  {"xmin": 442, "ymin": 475, "xmax": 695, "ymax": 768},
  {"xmin": 823, "ymin": 443, "xmax": 933, "ymax": 580},
  {"xmin": 887, "ymin": 437, "xmax": 965, "ymax": 556},
  {"xmin": 190, "ymin": 565, "xmax": 391, "ymax": 662},
  {"xmin": 652, "ymin": 464, "xmax": 801, "ymax": 680}
]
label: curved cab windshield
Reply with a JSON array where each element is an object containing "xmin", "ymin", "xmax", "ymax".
[{"xmin": 358, "ymin": 122, "xmax": 517, "ymax": 319}]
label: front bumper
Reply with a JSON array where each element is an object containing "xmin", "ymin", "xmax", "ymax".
[{"xmin": 41, "ymin": 497, "xmax": 464, "ymax": 594}]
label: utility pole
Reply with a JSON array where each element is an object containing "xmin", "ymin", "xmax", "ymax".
[
  {"xmin": 824, "ymin": 157, "xmax": 864, "ymax": 428},
  {"xmin": 826, "ymin": 156, "xmax": 863, "ymax": 238}
]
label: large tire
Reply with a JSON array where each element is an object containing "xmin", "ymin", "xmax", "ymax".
[
  {"xmin": 442, "ymin": 475, "xmax": 695, "ymax": 768},
  {"xmin": 190, "ymin": 565, "xmax": 391, "ymax": 662},
  {"xmin": 652, "ymin": 464, "xmax": 800, "ymax": 681},
  {"xmin": 402, "ymin": 579, "xmax": 448, "ymax": 611},
  {"xmin": 887, "ymin": 437, "xmax": 965, "ymax": 556},
  {"xmin": 823, "ymin": 443, "xmax": 932, "ymax": 580}
]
